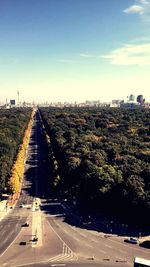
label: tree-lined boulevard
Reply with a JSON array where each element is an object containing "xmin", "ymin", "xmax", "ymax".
[{"xmin": 0, "ymin": 110, "xmax": 150, "ymax": 267}]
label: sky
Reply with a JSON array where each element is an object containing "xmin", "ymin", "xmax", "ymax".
[{"xmin": 0, "ymin": 0, "xmax": 150, "ymax": 103}]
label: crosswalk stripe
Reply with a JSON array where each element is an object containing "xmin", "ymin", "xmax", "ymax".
[{"xmin": 48, "ymin": 243, "xmax": 77, "ymax": 262}]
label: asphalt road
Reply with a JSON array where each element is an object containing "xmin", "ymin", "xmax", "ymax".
[
  {"xmin": 0, "ymin": 160, "xmax": 33, "ymax": 255},
  {"xmin": 0, "ymin": 111, "xmax": 150, "ymax": 267}
]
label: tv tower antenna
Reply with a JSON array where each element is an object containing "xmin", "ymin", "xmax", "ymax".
[{"xmin": 17, "ymin": 90, "xmax": 20, "ymax": 105}]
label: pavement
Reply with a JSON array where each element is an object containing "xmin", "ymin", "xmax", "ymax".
[
  {"xmin": 0, "ymin": 200, "xmax": 10, "ymax": 221},
  {"xmin": 32, "ymin": 198, "xmax": 43, "ymax": 247}
]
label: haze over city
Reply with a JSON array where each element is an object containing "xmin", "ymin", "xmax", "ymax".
[{"xmin": 0, "ymin": 0, "xmax": 150, "ymax": 103}]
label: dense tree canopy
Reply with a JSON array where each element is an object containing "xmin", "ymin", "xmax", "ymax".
[
  {"xmin": 39, "ymin": 107, "xmax": 150, "ymax": 226},
  {"xmin": 0, "ymin": 108, "xmax": 32, "ymax": 195}
]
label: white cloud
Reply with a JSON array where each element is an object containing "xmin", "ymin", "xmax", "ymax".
[
  {"xmin": 124, "ymin": 5, "xmax": 144, "ymax": 14},
  {"xmin": 101, "ymin": 43, "xmax": 150, "ymax": 66},
  {"xmin": 80, "ymin": 53, "xmax": 96, "ymax": 58},
  {"xmin": 56, "ymin": 59, "xmax": 77, "ymax": 63},
  {"xmin": 123, "ymin": 0, "xmax": 150, "ymax": 19}
]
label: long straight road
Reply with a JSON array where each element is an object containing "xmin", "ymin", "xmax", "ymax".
[{"xmin": 0, "ymin": 110, "xmax": 150, "ymax": 267}]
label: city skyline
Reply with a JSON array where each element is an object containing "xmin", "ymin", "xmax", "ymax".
[{"xmin": 0, "ymin": 0, "xmax": 150, "ymax": 103}]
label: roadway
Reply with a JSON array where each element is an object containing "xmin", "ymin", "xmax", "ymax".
[{"xmin": 0, "ymin": 110, "xmax": 149, "ymax": 267}]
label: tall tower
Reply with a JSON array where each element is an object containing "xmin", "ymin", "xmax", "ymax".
[
  {"xmin": 17, "ymin": 90, "xmax": 20, "ymax": 105},
  {"xmin": 137, "ymin": 95, "xmax": 144, "ymax": 105}
]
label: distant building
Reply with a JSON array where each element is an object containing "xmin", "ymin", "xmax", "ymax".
[
  {"xmin": 144, "ymin": 102, "xmax": 150, "ymax": 109},
  {"xmin": 85, "ymin": 100, "xmax": 100, "ymax": 107},
  {"xmin": 129, "ymin": 94, "xmax": 135, "ymax": 102},
  {"xmin": 120, "ymin": 102, "xmax": 140, "ymax": 109},
  {"xmin": 111, "ymin": 99, "xmax": 124, "ymax": 107},
  {"xmin": 10, "ymin": 99, "xmax": 16, "ymax": 106}
]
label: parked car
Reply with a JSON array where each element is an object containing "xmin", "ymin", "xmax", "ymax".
[
  {"xmin": 124, "ymin": 237, "xmax": 139, "ymax": 244},
  {"xmin": 139, "ymin": 240, "xmax": 150, "ymax": 249}
]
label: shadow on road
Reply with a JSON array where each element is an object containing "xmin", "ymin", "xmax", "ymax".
[{"xmin": 40, "ymin": 200, "xmax": 150, "ymax": 239}]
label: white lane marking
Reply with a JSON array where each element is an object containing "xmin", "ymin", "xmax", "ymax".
[
  {"xmin": 61, "ymin": 228, "xmax": 67, "ymax": 233},
  {"xmin": 105, "ymin": 244, "xmax": 112, "ymax": 249},
  {"xmin": 99, "ymin": 249, "xmax": 107, "ymax": 254},
  {"xmin": 54, "ymin": 219, "xmax": 104, "ymax": 250},
  {"xmin": 48, "ymin": 254, "xmax": 63, "ymax": 262},
  {"xmin": 48, "ymin": 244, "xmax": 74, "ymax": 262},
  {"xmin": 86, "ymin": 244, "xmax": 93, "ymax": 248},
  {"xmin": 45, "ymin": 214, "xmax": 67, "ymax": 218},
  {"xmin": 55, "ymin": 207, "xmax": 147, "ymax": 256},
  {"xmin": 118, "ymin": 249, "xmax": 128, "ymax": 254},
  {"xmin": 49, "ymin": 254, "xmax": 72, "ymax": 262},
  {"xmin": 49, "ymin": 208, "xmax": 150, "ymax": 258},
  {"xmin": 41, "ymin": 202, "xmax": 61, "ymax": 206},
  {"xmin": 79, "ymin": 232, "xmax": 87, "ymax": 238},
  {"xmin": 52, "ymin": 220, "xmax": 78, "ymax": 239},
  {"xmin": 54, "ymin": 219, "xmax": 90, "ymax": 244},
  {"xmin": 91, "ymin": 239, "xmax": 97, "ymax": 243},
  {"xmin": 47, "ymin": 220, "xmax": 78, "ymax": 261},
  {"xmin": 51, "ymin": 264, "xmax": 66, "ymax": 267},
  {"xmin": 0, "ymin": 228, "xmax": 22, "ymax": 258},
  {"xmin": 105, "ymin": 237, "xmax": 150, "ymax": 254}
]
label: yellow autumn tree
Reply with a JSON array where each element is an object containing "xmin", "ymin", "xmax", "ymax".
[{"xmin": 8, "ymin": 110, "xmax": 35, "ymax": 194}]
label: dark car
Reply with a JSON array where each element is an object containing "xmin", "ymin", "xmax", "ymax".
[
  {"xmin": 139, "ymin": 240, "xmax": 150, "ymax": 249},
  {"xmin": 32, "ymin": 237, "xmax": 38, "ymax": 242},
  {"xmin": 22, "ymin": 222, "xmax": 29, "ymax": 227},
  {"xmin": 19, "ymin": 241, "xmax": 26, "ymax": 245},
  {"xmin": 124, "ymin": 237, "xmax": 139, "ymax": 244}
]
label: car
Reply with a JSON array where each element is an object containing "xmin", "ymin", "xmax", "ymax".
[
  {"xmin": 124, "ymin": 237, "xmax": 139, "ymax": 244},
  {"xmin": 32, "ymin": 237, "xmax": 38, "ymax": 242},
  {"xmin": 23, "ymin": 222, "xmax": 29, "ymax": 227},
  {"xmin": 19, "ymin": 241, "xmax": 26, "ymax": 245},
  {"xmin": 139, "ymin": 240, "xmax": 150, "ymax": 249}
]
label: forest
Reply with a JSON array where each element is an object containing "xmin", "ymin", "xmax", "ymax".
[
  {"xmin": 0, "ymin": 108, "xmax": 32, "ymax": 195},
  {"xmin": 40, "ymin": 107, "xmax": 150, "ymax": 227}
]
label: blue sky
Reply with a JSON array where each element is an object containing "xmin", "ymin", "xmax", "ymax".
[{"xmin": 0, "ymin": 0, "xmax": 150, "ymax": 103}]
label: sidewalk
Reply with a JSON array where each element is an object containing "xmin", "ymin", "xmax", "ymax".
[
  {"xmin": 0, "ymin": 200, "xmax": 11, "ymax": 222},
  {"xmin": 0, "ymin": 192, "xmax": 20, "ymax": 222}
]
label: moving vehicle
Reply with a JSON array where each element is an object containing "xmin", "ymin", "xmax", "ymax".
[
  {"xmin": 19, "ymin": 204, "xmax": 32, "ymax": 209},
  {"xmin": 32, "ymin": 237, "xmax": 38, "ymax": 242},
  {"xmin": 124, "ymin": 237, "xmax": 139, "ymax": 244},
  {"xmin": 134, "ymin": 257, "xmax": 150, "ymax": 266},
  {"xmin": 19, "ymin": 241, "xmax": 27, "ymax": 246},
  {"xmin": 22, "ymin": 222, "xmax": 29, "ymax": 227}
]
